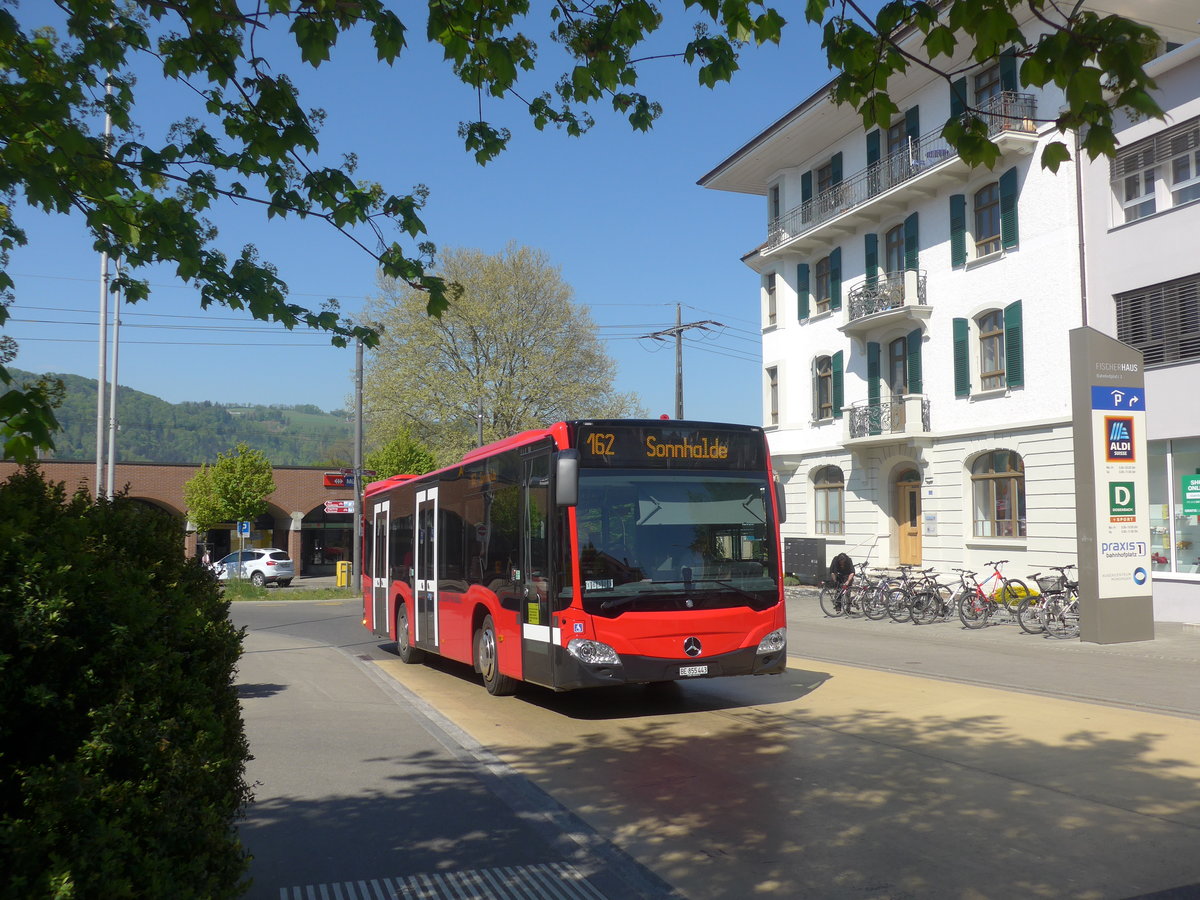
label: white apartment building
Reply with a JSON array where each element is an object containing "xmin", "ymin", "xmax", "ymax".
[
  {"xmin": 1081, "ymin": 36, "xmax": 1200, "ymax": 622},
  {"xmin": 700, "ymin": 5, "xmax": 1200, "ymax": 621}
]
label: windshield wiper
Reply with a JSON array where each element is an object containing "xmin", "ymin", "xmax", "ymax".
[
  {"xmin": 599, "ymin": 591, "xmax": 678, "ymax": 611},
  {"xmin": 685, "ymin": 578, "xmax": 763, "ymax": 602}
]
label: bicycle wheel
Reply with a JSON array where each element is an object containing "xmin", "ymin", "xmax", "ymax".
[
  {"xmin": 909, "ymin": 590, "xmax": 938, "ymax": 625},
  {"xmin": 863, "ymin": 583, "xmax": 891, "ymax": 620},
  {"xmin": 958, "ymin": 592, "xmax": 991, "ymax": 629},
  {"xmin": 843, "ymin": 585, "xmax": 866, "ymax": 618},
  {"xmin": 819, "ymin": 584, "xmax": 845, "ymax": 618},
  {"xmin": 886, "ymin": 587, "xmax": 913, "ymax": 623},
  {"xmin": 997, "ymin": 579, "xmax": 1029, "ymax": 620},
  {"xmin": 1045, "ymin": 595, "xmax": 1080, "ymax": 639},
  {"xmin": 1017, "ymin": 595, "xmax": 1046, "ymax": 635}
]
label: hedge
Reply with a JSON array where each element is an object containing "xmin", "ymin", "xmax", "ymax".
[{"xmin": 0, "ymin": 466, "xmax": 252, "ymax": 899}]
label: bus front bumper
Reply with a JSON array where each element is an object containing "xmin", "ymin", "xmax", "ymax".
[{"xmin": 552, "ymin": 643, "xmax": 787, "ymax": 691}]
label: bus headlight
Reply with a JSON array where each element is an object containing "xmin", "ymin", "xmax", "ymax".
[
  {"xmin": 567, "ymin": 638, "xmax": 621, "ymax": 666},
  {"xmin": 756, "ymin": 628, "xmax": 787, "ymax": 654}
]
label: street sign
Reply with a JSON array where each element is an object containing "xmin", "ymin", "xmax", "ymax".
[
  {"xmin": 323, "ymin": 473, "xmax": 354, "ymax": 488},
  {"xmin": 237, "ymin": 520, "xmax": 251, "ymax": 537},
  {"xmin": 324, "ymin": 500, "xmax": 355, "ymax": 515}
]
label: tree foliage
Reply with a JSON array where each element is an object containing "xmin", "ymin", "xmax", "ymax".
[
  {"xmin": 805, "ymin": 0, "xmax": 1165, "ymax": 171},
  {"xmin": 364, "ymin": 431, "xmax": 437, "ymax": 483},
  {"xmin": 0, "ymin": 1, "xmax": 1170, "ymax": 459},
  {"xmin": 183, "ymin": 442, "xmax": 276, "ymax": 532},
  {"xmin": 364, "ymin": 243, "xmax": 644, "ymax": 464}
]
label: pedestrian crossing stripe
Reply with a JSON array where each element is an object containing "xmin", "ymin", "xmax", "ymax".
[{"xmin": 278, "ymin": 861, "xmax": 609, "ymax": 899}]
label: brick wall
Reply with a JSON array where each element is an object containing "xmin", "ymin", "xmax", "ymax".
[{"xmin": 0, "ymin": 460, "xmax": 356, "ymax": 577}]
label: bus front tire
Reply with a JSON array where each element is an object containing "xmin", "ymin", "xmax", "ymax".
[
  {"xmin": 475, "ymin": 614, "xmax": 517, "ymax": 696},
  {"xmin": 396, "ymin": 603, "xmax": 425, "ymax": 665}
]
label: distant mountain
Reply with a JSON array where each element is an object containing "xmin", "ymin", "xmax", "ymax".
[{"xmin": 12, "ymin": 370, "xmax": 352, "ymax": 465}]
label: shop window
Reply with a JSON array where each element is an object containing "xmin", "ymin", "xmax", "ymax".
[
  {"xmin": 971, "ymin": 450, "xmax": 1026, "ymax": 538},
  {"xmin": 813, "ymin": 465, "xmax": 845, "ymax": 535}
]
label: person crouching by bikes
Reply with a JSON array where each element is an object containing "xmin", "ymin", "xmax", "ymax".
[{"xmin": 830, "ymin": 552, "xmax": 854, "ymax": 591}]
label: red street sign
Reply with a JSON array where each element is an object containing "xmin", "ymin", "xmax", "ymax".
[
  {"xmin": 323, "ymin": 473, "xmax": 348, "ymax": 487},
  {"xmin": 324, "ymin": 500, "xmax": 354, "ymax": 514}
]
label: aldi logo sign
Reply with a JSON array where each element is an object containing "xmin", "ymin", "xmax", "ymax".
[
  {"xmin": 1108, "ymin": 482, "xmax": 1136, "ymax": 522},
  {"xmin": 1105, "ymin": 416, "xmax": 1135, "ymax": 462}
]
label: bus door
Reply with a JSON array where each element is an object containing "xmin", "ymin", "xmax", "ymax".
[
  {"xmin": 414, "ymin": 487, "xmax": 440, "ymax": 650},
  {"xmin": 520, "ymin": 451, "xmax": 554, "ymax": 685},
  {"xmin": 371, "ymin": 500, "xmax": 389, "ymax": 636}
]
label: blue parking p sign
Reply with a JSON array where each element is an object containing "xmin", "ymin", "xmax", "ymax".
[{"xmin": 238, "ymin": 521, "xmax": 251, "ymax": 536}]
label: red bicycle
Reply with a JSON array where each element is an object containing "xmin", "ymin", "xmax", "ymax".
[{"xmin": 954, "ymin": 560, "xmax": 1030, "ymax": 629}]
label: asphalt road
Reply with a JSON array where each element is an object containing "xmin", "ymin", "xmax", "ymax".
[{"xmin": 232, "ymin": 595, "xmax": 1200, "ymax": 899}]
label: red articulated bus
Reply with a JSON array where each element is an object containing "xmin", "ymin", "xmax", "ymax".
[{"xmin": 361, "ymin": 419, "xmax": 787, "ymax": 695}]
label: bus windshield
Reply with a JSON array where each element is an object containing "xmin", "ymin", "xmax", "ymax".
[{"xmin": 575, "ymin": 469, "xmax": 779, "ymax": 614}]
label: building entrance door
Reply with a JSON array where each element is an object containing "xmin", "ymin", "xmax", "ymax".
[{"xmin": 896, "ymin": 471, "xmax": 922, "ymax": 565}]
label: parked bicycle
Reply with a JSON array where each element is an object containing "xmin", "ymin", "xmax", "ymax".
[
  {"xmin": 955, "ymin": 560, "xmax": 1030, "ymax": 629},
  {"xmin": 908, "ymin": 571, "xmax": 956, "ymax": 625},
  {"xmin": 1019, "ymin": 565, "xmax": 1077, "ymax": 635},
  {"xmin": 886, "ymin": 566, "xmax": 949, "ymax": 623},
  {"xmin": 1042, "ymin": 567, "xmax": 1081, "ymax": 639}
]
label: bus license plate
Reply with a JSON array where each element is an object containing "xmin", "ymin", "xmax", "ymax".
[{"xmin": 679, "ymin": 665, "xmax": 708, "ymax": 677}]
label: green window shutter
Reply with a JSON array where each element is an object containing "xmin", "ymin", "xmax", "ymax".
[
  {"xmin": 832, "ymin": 351, "xmax": 844, "ymax": 419},
  {"xmin": 999, "ymin": 48, "xmax": 1018, "ymax": 92},
  {"xmin": 866, "ymin": 130, "xmax": 880, "ymax": 165},
  {"xmin": 905, "ymin": 106, "xmax": 920, "ymax": 143},
  {"xmin": 864, "ymin": 233, "xmax": 878, "ymax": 288},
  {"xmin": 1004, "ymin": 300, "xmax": 1024, "ymax": 389},
  {"xmin": 867, "ymin": 342, "xmax": 881, "ymax": 434},
  {"xmin": 797, "ymin": 263, "xmax": 810, "ymax": 320},
  {"xmin": 801, "ymin": 170, "xmax": 813, "ymax": 203},
  {"xmin": 829, "ymin": 247, "xmax": 842, "ymax": 310},
  {"xmin": 906, "ymin": 328, "xmax": 923, "ymax": 395},
  {"xmin": 949, "ymin": 194, "xmax": 967, "ymax": 268},
  {"xmin": 999, "ymin": 166, "xmax": 1019, "ymax": 249},
  {"xmin": 831, "ymin": 152, "xmax": 843, "ymax": 185},
  {"xmin": 904, "ymin": 212, "xmax": 919, "ymax": 271},
  {"xmin": 950, "ymin": 77, "xmax": 967, "ymax": 121},
  {"xmin": 953, "ymin": 317, "xmax": 970, "ymax": 397}
]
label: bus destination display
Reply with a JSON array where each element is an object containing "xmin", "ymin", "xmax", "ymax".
[{"xmin": 575, "ymin": 422, "xmax": 766, "ymax": 470}]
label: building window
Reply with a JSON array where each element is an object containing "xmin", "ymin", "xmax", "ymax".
[
  {"xmin": 884, "ymin": 224, "xmax": 904, "ymax": 275},
  {"xmin": 1115, "ymin": 273, "xmax": 1200, "ymax": 366},
  {"xmin": 817, "ymin": 161, "xmax": 835, "ymax": 196},
  {"xmin": 972, "ymin": 451, "xmax": 1026, "ymax": 538},
  {"xmin": 765, "ymin": 272, "xmax": 777, "ymax": 327},
  {"xmin": 767, "ymin": 366, "xmax": 779, "ymax": 426},
  {"xmin": 974, "ymin": 182, "xmax": 1002, "ymax": 256},
  {"xmin": 813, "ymin": 465, "xmax": 845, "ymax": 535},
  {"xmin": 888, "ymin": 337, "xmax": 907, "ymax": 397},
  {"xmin": 1148, "ymin": 438, "xmax": 1200, "ymax": 575},
  {"xmin": 978, "ymin": 310, "xmax": 1005, "ymax": 390},
  {"xmin": 1170, "ymin": 143, "xmax": 1200, "ymax": 206},
  {"xmin": 814, "ymin": 355, "xmax": 833, "ymax": 420},
  {"xmin": 1121, "ymin": 162, "xmax": 1157, "ymax": 223},
  {"xmin": 815, "ymin": 256, "xmax": 831, "ymax": 312},
  {"xmin": 769, "ymin": 183, "xmax": 781, "ymax": 221},
  {"xmin": 974, "ymin": 63, "xmax": 1002, "ymax": 105}
]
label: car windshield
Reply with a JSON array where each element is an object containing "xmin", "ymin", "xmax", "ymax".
[{"xmin": 575, "ymin": 469, "xmax": 779, "ymax": 614}]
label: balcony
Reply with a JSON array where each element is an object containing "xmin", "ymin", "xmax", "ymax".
[
  {"xmin": 766, "ymin": 92, "xmax": 1038, "ymax": 255},
  {"xmin": 842, "ymin": 269, "xmax": 930, "ymax": 337},
  {"xmin": 845, "ymin": 395, "xmax": 932, "ymax": 446}
]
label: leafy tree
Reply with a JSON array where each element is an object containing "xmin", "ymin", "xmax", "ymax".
[
  {"xmin": 0, "ymin": 0, "xmax": 1170, "ymax": 459},
  {"xmin": 183, "ymin": 442, "xmax": 276, "ymax": 533},
  {"xmin": 364, "ymin": 243, "xmax": 644, "ymax": 464},
  {"xmin": 364, "ymin": 431, "xmax": 437, "ymax": 483}
]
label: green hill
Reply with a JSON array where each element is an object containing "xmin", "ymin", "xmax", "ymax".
[{"xmin": 12, "ymin": 370, "xmax": 352, "ymax": 465}]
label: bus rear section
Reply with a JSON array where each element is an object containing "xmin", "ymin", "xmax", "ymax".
[{"xmin": 362, "ymin": 419, "xmax": 787, "ymax": 694}]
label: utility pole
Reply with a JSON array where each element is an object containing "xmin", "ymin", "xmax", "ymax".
[
  {"xmin": 352, "ymin": 335, "xmax": 363, "ymax": 591},
  {"xmin": 638, "ymin": 304, "xmax": 723, "ymax": 419},
  {"xmin": 94, "ymin": 75, "xmax": 113, "ymax": 499}
]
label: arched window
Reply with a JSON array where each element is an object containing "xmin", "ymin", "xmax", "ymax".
[
  {"xmin": 972, "ymin": 451, "xmax": 1026, "ymax": 537},
  {"xmin": 813, "ymin": 465, "xmax": 845, "ymax": 535}
]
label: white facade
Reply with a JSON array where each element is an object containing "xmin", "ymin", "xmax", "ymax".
[
  {"xmin": 1080, "ymin": 38, "xmax": 1200, "ymax": 621},
  {"xmin": 702, "ymin": 6, "xmax": 1200, "ymax": 620}
]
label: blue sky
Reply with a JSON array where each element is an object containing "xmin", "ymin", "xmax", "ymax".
[{"xmin": 7, "ymin": 7, "xmax": 835, "ymax": 427}]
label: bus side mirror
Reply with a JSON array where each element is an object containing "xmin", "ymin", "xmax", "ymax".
[
  {"xmin": 775, "ymin": 479, "xmax": 787, "ymax": 523},
  {"xmin": 556, "ymin": 450, "xmax": 580, "ymax": 507}
]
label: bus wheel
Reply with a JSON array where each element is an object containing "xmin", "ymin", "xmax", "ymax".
[
  {"xmin": 475, "ymin": 614, "xmax": 517, "ymax": 696},
  {"xmin": 396, "ymin": 603, "xmax": 425, "ymax": 665}
]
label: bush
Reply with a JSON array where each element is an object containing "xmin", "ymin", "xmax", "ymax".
[{"xmin": 0, "ymin": 467, "xmax": 252, "ymax": 899}]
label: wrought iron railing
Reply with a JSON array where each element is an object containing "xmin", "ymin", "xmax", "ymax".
[
  {"xmin": 848, "ymin": 397, "xmax": 931, "ymax": 439},
  {"xmin": 767, "ymin": 92, "xmax": 1036, "ymax": 250},
  {"xmin": 846, "ymin": 270, "xmax": 927, "ymax": 321}
]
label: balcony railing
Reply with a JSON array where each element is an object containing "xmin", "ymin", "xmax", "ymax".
[
  {"xmin": 847, "ymin": 270, "xmax": 927, "ymax": 322},
  {"xmin": 767, "ymin": 92, "xmax": 1037, "ymax": 251},
  {"xmin": 848, "ymin": 395, "xmax": 932, "ymax": 440}
]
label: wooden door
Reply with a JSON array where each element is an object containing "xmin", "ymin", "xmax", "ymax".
[{"xmin": 897, "ymin": 481, "xmax": 922, "ymax": 566}]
